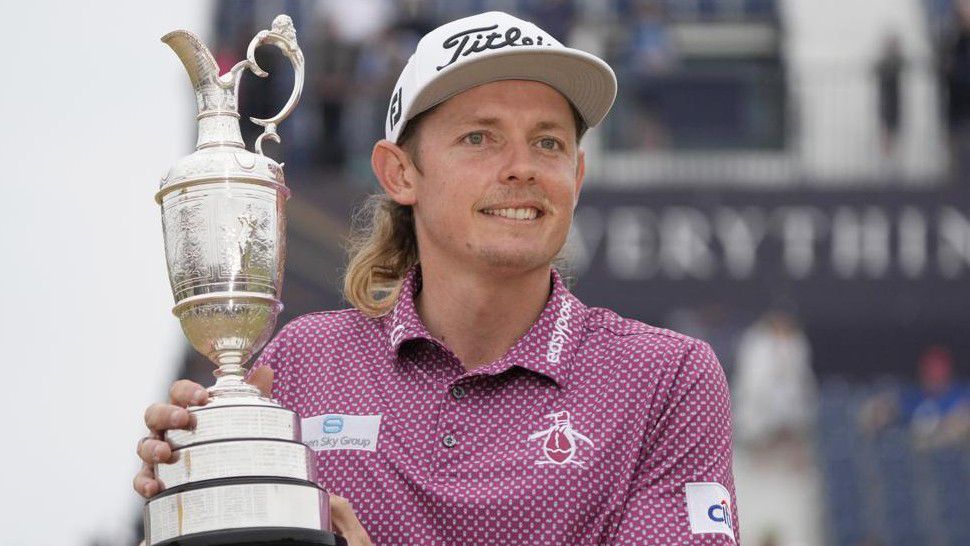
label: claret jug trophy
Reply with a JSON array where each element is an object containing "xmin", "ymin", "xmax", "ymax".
[{"xmin": 144, "ymin": 15, "xmax": 344, "ymax": 546}]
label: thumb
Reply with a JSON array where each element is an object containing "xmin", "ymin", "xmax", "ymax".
[{"xmin": 246, "ymin": 366, "xmax": 274, "ymax": 397}]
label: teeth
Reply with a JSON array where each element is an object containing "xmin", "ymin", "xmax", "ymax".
[{"xmin": 483, "ymin": 207, "xmax": 539, "ymax": 220}]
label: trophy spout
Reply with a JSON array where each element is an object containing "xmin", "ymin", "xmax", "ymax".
[
  {"xmin": 161, "ymin": 30, "xmax": 222, "ymax": 93},
  {"xmin": 162, "ymin": 30, "xmax": 245, "ymax": 150}
]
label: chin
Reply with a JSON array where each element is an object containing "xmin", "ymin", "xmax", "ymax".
[{"xmin": 475, "ymin": 246, "xmax": 554, "ymax": 273}]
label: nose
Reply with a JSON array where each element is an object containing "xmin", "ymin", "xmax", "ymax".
[{"xmin": 499, "ymin": 141, "xmax": 538, "ymax": 185}]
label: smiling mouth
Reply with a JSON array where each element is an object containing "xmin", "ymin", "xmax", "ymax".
[{"xmin": 480, "ymin": 207, "xmax": 542, "ymax": 221}]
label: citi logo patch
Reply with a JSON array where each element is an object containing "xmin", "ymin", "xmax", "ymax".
[
  {"xmin": 708, "ymin": 500, "xmax": 732, "ymax": 528},
  {"xmin": 527, "ymin": 410, "xmax": 593, "ymax": 467},
  {"xmin": 685, "ymin": 482, "xmax": 736, "ymax": 542}
]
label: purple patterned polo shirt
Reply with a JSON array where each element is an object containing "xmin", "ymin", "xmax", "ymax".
[{"xmin": 253, "ymin": 266, "xmax": 739, "ymax": 545}]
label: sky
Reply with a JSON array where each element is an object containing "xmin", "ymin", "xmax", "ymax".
[{"xmin": 0, "ymin": 2, "xmax": 211, "ymax": 543}]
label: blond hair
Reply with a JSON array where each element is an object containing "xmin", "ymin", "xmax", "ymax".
[{"xmin": 343, "ymin": 194, "xmax": 418, "ymax": 317}]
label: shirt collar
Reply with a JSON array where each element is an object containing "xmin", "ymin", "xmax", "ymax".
[
  {"xmin": 383, "ymin": 265, "xmax": 587, "ymax": 388},
  {"xmin": 385, "ymin": 265, "xmax": 435, "ymax": 351}
]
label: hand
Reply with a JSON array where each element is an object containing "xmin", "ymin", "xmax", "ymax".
[
  {"xmin": 331, "ymin": 494, "xmax": 374, "ymax": 546},
  {"xmin": 133, "ymin": 369, "xmax": 371, "ymax": 544},
  {"xmin": 132, "ymin": 367, "xmax": 274, "ymax": 498}
]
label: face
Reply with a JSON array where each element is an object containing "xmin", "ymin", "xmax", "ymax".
[{"xmin": 396, "ymin": 80, "xmax": 585, "ymax": 276}]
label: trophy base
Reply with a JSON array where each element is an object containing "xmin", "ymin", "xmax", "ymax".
[
  {"xmin": 152, "ymin": 527, "xmax": 347, "ymax": 546},
  {"xmin": 145, "ymin": 479, "xmax": 334, "ymax": 545}
]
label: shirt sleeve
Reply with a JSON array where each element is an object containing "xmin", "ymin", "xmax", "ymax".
[
  {"xmin": 249, "ymin": 319, "xmax": 299, "ymax": 410},
  {"xmin": 603, "ymin": 340, "xmax": 740, "ymax": 545}
]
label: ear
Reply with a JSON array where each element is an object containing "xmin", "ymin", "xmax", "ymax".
[
  {"xmin": 371, "ymin": 139, "xmax": 418, "ymax": 206},
  {"xmin": 573, "ymin": 148, "xmax": 586, "ymax": 207}
]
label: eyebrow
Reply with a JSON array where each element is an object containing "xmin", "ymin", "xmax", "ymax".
[
  {"xmin": 534, "ymin": 120, "xmax": 569, "ymax": 133},
  {"xmin": 456, "ymin": 117, "xmax": 570, "ymax": 133},
  {"xmin": 457, "ymin": 116, "xmax": 501, "ymax": 128}
]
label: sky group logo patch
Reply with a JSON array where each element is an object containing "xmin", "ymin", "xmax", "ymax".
[{"xmin": 301, "ymin": 413, "xmax": 382, "ymax": 452}]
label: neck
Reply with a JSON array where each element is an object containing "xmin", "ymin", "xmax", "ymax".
[{"xmin": 415, "ymin": 260, "xmax": 552, "ymax": 371}]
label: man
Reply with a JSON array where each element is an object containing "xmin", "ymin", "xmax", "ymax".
[{"xmin": 135, "ymin": 12, "xmax": 738, "ymax": 545}]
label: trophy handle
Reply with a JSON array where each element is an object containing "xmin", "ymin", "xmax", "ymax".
[{"xmin": 223, "ymin": 14, "xmax": 305, "ymax": 156}]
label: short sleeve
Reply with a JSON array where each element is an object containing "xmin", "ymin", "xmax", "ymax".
[
  {"xmin": 603, "ymin": 341, "xmax": 739, "ymax": 544},
  {"xmin": 249, "ymin": 320, "xmax": 300, "ymax": 410}
]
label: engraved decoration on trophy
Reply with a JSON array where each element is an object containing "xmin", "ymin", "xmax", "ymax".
[{"xmin": 145, "ymin": 15, "xmax": 345, "ymax": 546}]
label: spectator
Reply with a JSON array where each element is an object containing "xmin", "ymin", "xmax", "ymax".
[
  {"xmin": 875, "ymin": 33, "xmax": 903, "ymax": 159},
  {"xmin": 616, "ymin": 0, "xmax": 675, "ymax": 150},
  {"xmin": 904, "ymin": 345, "xmax": 969, "ymax": 449},
  {"xmin": 625, "ymin": 0, "xmax": 676, "ymax": 77},
  {"xmin": 734, "ymin": 309, "xmax": 817, "ymax": 452},
  {"xmin": 312, "ymin": 17, "xmax": 358, "ymax": 169},
  {"xmin": 859, "ymin": 345, "xmax": 968, "ymax": 450},
  {"xmin": 732, "ymin": 309, "xmax": 822, "ymax": 546},
  {"xmin": 944, "ymin": 0, "xmax": 970, "ymax": 178}
]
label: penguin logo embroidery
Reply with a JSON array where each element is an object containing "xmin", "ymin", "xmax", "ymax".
[{"xmin": 528, "ymin": 411, "xmax": 594, "ymax": 467}]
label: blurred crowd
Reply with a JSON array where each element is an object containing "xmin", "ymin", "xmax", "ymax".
[
  {"xmin": 210, "ymin": 0, "xmax": 970, "ymax": 186},
  {"xmin": 672, "ymin": 304, "xmax": 968, "ymax": 546},
  {"xmin": 213, "ymin": 0, "xmax": 782, "ymax": 183}
]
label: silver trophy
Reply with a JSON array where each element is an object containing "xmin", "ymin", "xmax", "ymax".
[{"xmin": 145, "ymin": 15, "xmax": 344, "ymax": 546}]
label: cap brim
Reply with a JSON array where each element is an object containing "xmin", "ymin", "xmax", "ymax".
[{"xmin": 405, "ymin": 47, "xmax": 617, "ymax": 136}]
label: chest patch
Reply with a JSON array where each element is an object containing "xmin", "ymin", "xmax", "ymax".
[
  {"xmin": 527, "ymin": 411, "xmax": 594, "ymax": 467},
  {"xmin": 301, "ymin": 413, "xmax": 382, "ymax": 452}
]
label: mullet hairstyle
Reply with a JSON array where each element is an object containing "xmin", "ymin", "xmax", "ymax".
[{"xmin": 343, "ymin": 104, "xmax": 588, "ymax": 317}]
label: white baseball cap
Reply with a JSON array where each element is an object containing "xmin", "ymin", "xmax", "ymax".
[{"xmin": 384, "ymin": 11, "xmax": 617, "ymax": 143}]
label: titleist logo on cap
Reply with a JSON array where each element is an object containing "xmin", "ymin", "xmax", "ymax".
[
  {"xmin": 437, "ymin": 23, "xmax": 553, "ymax": 71},
  {"xmin": 383, "ymin": 11, "xmax": 617, "ymax": 143}
]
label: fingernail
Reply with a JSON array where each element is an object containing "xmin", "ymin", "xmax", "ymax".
[
  {"xmin": 192, "ymin": 389, "xmax": 207, "ymax": 405},
  {"xmin": 153, "ymin": 445, "xmax": 164, "ymax": 462},
  {"xmin": 170, "ymin": 410, "xmax": 184, "ymax": 427}
]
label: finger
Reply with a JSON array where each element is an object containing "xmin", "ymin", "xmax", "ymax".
[
  {"xmin": 144, "ymin": 403, "xmax": 194, "ymax": 432},
  {"xmin": 330, "ymin": 495, "xmax": 373, "ymax": 546},
  {"xmin": 133, "ymin": 462, "xmax": 160, "ymax": 498},
  {"xmin": 247, "ymin": 367, "xmax": 274, "ymax": 397},
  {"xmin": 137, "ymin": 437, "xmax": 173, "ymax": 465},
  {"xmin": 169, "ymin": 379, "xmax": 208, "ymax": 407}
]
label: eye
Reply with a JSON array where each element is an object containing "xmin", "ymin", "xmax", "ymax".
[
  {"xmin": 462, "ymin": 132, "xmax": 486, "ymax": 145},
  {"xmin": 537, "ymin": 137, "xmax": 563, "ymax": 151}
]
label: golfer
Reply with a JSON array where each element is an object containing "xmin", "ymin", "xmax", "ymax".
[{"xmin": 136, "ymin": 11, "xmax": 738, "ymax": 545}]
